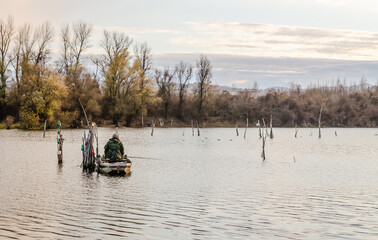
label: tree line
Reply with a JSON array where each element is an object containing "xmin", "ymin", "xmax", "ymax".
[{"xmin": 1, "ymin": 17, "xmax": 377, "ymax": 129}]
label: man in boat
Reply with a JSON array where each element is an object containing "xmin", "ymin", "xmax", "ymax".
[{"xmin": 104, "ymin": 133, "xmax": 125, "ymax": 161}]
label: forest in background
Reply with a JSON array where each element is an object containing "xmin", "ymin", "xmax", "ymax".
[{"xmin": 1, "ymin": 17, "xmax": 378, "ymax": 129}]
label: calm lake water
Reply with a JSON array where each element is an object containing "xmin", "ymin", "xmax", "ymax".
[{"xmin": 0, "ymin": 127, "xmax": 377, "ymax": 239}]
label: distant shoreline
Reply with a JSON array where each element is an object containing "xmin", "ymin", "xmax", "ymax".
[{"xmin": 1, "ymin": 123, "xmax": 377, "ymax": 130}]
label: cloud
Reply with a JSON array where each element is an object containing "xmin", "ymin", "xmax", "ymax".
[
  {"xmin": 153, "ymin": 53, "xmax": 378, "ymax": 88},
  {"xmin": 93, "ymin": 26, "xmax": 183, "ymax": 35},
  {"xmin": 231, "ymin": 80, "xmax": 247, "ymax": 85},
  {"xmin": 172, "ymin": 21, "xmax": 378, "ymax": 61},
  {"xmin": 237, "ymin": 69, "xmax": 304, "ymax": 74}
]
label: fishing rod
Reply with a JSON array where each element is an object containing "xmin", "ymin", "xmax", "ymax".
[
  {"xmin": 127, "ymin": 156, "xmax": 162, "ymax": 160},
  {"xmin": 79, "ymin": 98, "xmax": 90, "ymax": 129}
]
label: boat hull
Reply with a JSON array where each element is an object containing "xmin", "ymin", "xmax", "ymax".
[{"xmin": 96, "ymin": 158, "xmax": 132, "ymax": 174}]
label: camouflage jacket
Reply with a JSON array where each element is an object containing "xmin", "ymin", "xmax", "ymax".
[{"xmin": 104, "ymin": 138, "xmax": 124, "ymax": 160}]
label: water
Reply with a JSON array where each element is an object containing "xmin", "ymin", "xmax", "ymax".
[{"xmin": 0, "ymin": 128, "xmax": 377, "ymax": 239}]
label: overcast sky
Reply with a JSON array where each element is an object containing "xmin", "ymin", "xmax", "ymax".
[{"xmin": 2, "ymin": 0, "xmax": 378, "ymax": 88}]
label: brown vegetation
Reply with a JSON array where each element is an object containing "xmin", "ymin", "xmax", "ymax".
[{"xmin": 0, "ymin": 17, "xmax": 377, "ymax": 129}]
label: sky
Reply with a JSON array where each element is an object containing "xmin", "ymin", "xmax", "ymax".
[{"xmin": 2, "ymin": 0, "xmax": 378, "ymax": 88}]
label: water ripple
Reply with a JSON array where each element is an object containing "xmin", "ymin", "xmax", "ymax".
[{"xmin": 0, "ymin": 128, "xmax": 377, "ymax": 239}]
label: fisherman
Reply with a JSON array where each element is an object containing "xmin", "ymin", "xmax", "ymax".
[{"xmin": 104, "ymin": 133, "xmax": 124, "ymax": 161}]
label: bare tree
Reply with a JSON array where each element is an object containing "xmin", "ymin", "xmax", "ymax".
[
  {"xmin": 134, "ymin": 42, "xmax": 152, "ymax": 76},
  {"xmin": 133, "ymin": 42, "xmax": 153, "ymax": 120},
  {"xmin": 59, "ymin": 21, "xmax": 96, "ymax": 125},
  {"xmin": 95, "ymin": 30, "xmax": 135, "ymax": 125},
  {"xmin": 34, "ymin": 21, "xmax": 54, "ymax": 65},
  {"xmin": 0, "ymin": 16, "xmax": 14, "ymax": 119},
  {"xmin": 94, "ymin": 30, "xmax": 132, "ymax": 75},
  {"xmin": 155, "ymin": 67, "xmax": 175, "ymax": 118},
  {"xmin": 175, "ymin": 61, "xmax": 192, "ymax": 120},
  {"xmin": 195, "ymin": 55, "xmax": 212, "ymax": 121},
  {"xmin": 11, "ymin": 24, "xmax": 35, "ymax": 94},
  {"xmin": 9, "ymin": 22, "xmax": 53, "ymax": 101},
  {"xmin": 60, "ymin": 21, "xmax": 92, "ymax": 75}
]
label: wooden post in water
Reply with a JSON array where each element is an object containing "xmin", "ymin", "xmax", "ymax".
[
  {"xmin": 257, "ymin": 120, "xmax": 262, "ymax": 138},
  {"xmin": 82, "ymin": 132, "xmax": 85, "ymax": 161},
  {"xmin": 295, "ymin": 123, "xmax": 298, "ymax": 138},
  {"xmin": 94, "ymin": 123, "xmax": 98, "ymax": 157},
  {"xmin": 269, "ymin": 114, "xmax": 274, "ymax": 139},
  {"xmin": 43, "ymin": 120, "xmax": 47, "ymax": 138},
  {"xmin": 191, "ymin": 119, "xmax": 194, "ymax": 136},
  {"xmin": 244, "ymin": 117, "xmax": 248, "ymax": 139},
  {"xmin": 57, "ymin": 121, "xmax": 63, "ymax": 164},
  {"xmin": 236, "ymin": 124, "xmax": 239, "ymax": 136},
  {"xmin": 318, "ymin": 106, "xmax": 322, "ymax": 139},
  {"xmin": 151, "ymin": 120, "xmax": 155, "ymax": 136},
  {"xmin": 261, "ymin": 118, "xmax": 267, "ymax": 161},
  {"xmin": 196, "ymin": 120, "xmax": 200, "ymax": 136}
]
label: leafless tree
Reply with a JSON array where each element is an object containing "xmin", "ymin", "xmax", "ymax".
[
  {"xmin": 195, "ymin": 55, "xmax": 212, "ymax": 121},
  {"xmin": 134, "ymin": 42, "xmax": 152, "ymax": 77},
  {"xmin": 60, "ymin": 21, "xmax": 92, "ymax": 75},
  {"xmin": 0, "ymin": 16, "xmax": 14, "ymax": 119},
  {"xmin": 11, "ymin": 24, "xmax": 31, "ymax": 92},
  {"xmin": 95, "ymin": 30, "xmax": 134, "ymax": 125},
  {"xmin": 59, "ymin": 21, "xmax": 94, "ymax": 121},
  {"xmin": 174, "ymin": 61, "xmax": 192, "ymax": 120},
  {"xmin": 94, "ymin": 30, "xmax": 132, "ymax": 77},
  {"xmin": 133, "ymin": 42, "xmax": 153, "ymax": 118},
  {"xmin": 34, "ymin": 21, "xmax": 54, "ymax": 65},
  {"xmin": 10, "ymin": 22, "xmax": 53, "ymax": 93},
  {"xmin": 155, "ymin": 67, "xmax": 175, "ymax": 118}
]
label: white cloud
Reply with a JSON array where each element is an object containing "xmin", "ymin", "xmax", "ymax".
[
  {"xmin": 232, "ymin": 80, "xmax": 247, "ymax": 85},
  {"xmin": 237, "ymin": 69, "xmax": 304, "ymax": 74},
  {"xmin": 171, "ymin": 21, "xmax": 378, "ymax": 60},
  {"xmin": 93, "ymin": 26, "xmax": 183, "ymax": 35},
  {"xmin": 154, "ymin": 53, "xmax": 378, "ymax": 88}
]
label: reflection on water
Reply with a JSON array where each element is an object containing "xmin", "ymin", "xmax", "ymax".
[{"xmin": 0, "ymin": 128, "xmax": 377, "ymax": 239}]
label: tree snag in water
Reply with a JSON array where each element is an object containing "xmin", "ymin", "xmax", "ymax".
[
  {"xmin": 318, "ymin": 106, "xmax": 322, "ymax": 139},
  {"xmin": 244, "ymin": 117, "xmax": 248, "ymax": 139},
  {"xmin": 269, "ymin": 114, "xmax": 274, "ymax": 139}
]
